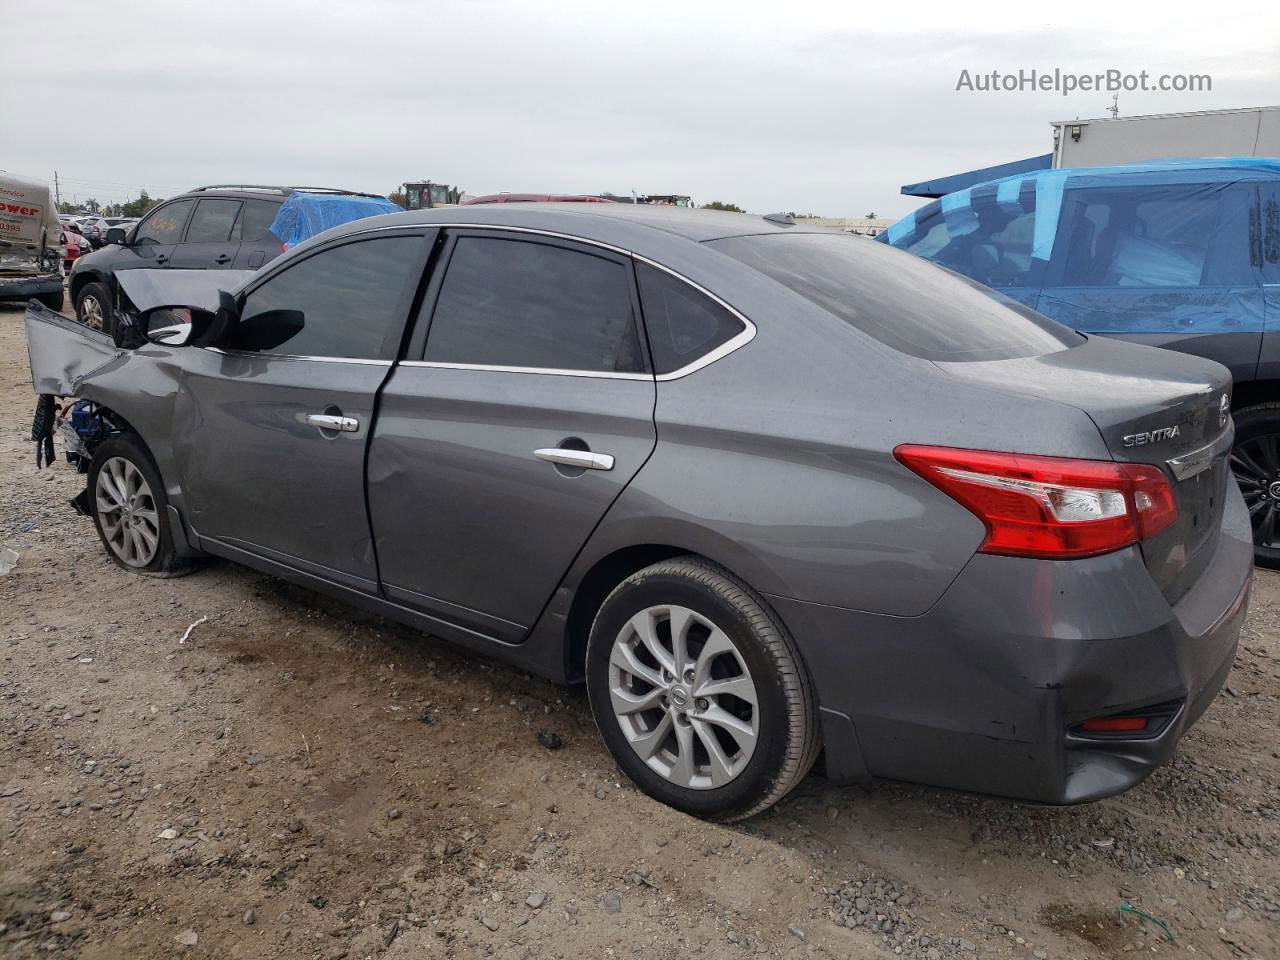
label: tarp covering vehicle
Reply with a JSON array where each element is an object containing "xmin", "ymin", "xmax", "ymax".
[
  {"xmin": 880, "ymin": 157, "xmax": 1280, "ymax": 334},
  {"xmin": 267, "ymin": 192, "xmax": 401, "ymax": 249},
  {"xmin": 0, "ymin": 171, "xmax": 65, "ymax": 309}
]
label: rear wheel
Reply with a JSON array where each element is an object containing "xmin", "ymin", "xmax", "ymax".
[
  {"xmin": 585, "ymin": 557, "xmax": 820, "ymax": 821},
  {"xmin": 76, "ymin": 281, "xmax": 113, "ymax": 335},
  {"xmin": 1229, "ymin": 401, "xmax": 1280, "ymax": 567}
]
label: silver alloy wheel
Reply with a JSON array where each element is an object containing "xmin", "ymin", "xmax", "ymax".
[
  {"xmin": 608, "ymin": 604, "xmax": 759, "ymax": 790},
  {"xmin": 95, "ymin": 457, "xmax": 160, "ymax": 568},
  {"xmin": 80, "ymin": 294, "xmax": 104, "ymax": 330}
]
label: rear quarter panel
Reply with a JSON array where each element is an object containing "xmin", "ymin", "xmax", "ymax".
[{"xmin": 573, "ymin": 265, "xmax": 1113, "ymax": 618}]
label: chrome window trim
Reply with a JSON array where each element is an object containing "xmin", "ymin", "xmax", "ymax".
[
  {"xmin": 398, "ymin": 360, "xmax": 651, "ymax": 381},
  {"xmin": 204, "ymin": 347, "xmax": 391, "ymax": 366},
  {"xmin": 341, "ymin": 223, "xmax": 757, "ymax": 380}
]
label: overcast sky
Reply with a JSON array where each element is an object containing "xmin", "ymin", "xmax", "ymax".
[{"xmin": 5, "ymin": 0, "xmax": 1278, "ymax": 218}]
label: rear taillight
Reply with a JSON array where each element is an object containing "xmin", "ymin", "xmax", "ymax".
[{"xmin": 894, "ymin": 445, "xmax": 1177, "ymax": 560}]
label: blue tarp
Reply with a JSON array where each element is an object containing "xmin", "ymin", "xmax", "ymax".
[
  {"xmin": 900, "ymin": 154, "xmax": 1052, "ymax": 198},
  {"xmin": 881, "ymin": 157, "xmax": 1280, "ymax": 340},
  {"xmin": 268, "ymin": 193, "xmax": 402, "ymax": 249}
]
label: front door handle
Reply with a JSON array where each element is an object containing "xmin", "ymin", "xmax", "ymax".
[
  {"xmin": 535, "ymin": 447, "xmax": 614, "ymax": 471},
  {"xmin": 213, "ymin": 254, "xmax": 232, "ymax": 265},
  {"xmin": 305, "ymin": 413, "xmax": 360, "ymax": 433},
  {"xmin": 154, "ymin": 254, "xmax": 169, "ymax": 264}
]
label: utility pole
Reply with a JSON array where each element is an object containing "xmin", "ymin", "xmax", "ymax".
[{"xmin": 53, "ymin": 171, "xmax": 61, "ymax": 208}]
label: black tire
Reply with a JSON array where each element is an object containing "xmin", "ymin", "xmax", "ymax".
[
  {"xmin": 585, "ymin": 557, "xmax": 820, "ymax": 822},
  {"xmin": 88, "ymin": 434, "xmax": 191, "ymax": 577},
  {"xmin": 75, "ymin": 281, "xmax": 113, "ymax": 336},
  {"xmin": 37, "ymin": 290, "xmax": 65, "ymax": 311},
  {"xmin": 1231, "ymin": 402, "xmax": 1280, "ymax": 568}
]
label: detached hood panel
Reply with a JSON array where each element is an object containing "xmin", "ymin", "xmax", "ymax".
[{"xmin": 116, "ymin": 268, "xmax": 255, "ymax": 314}]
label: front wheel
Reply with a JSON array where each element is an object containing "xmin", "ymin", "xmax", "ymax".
[
  {"xmin": 88, "ymin": 435, "xmax": 190, "ymax": 576},
  {"xmin": 585, "ymin": 557, "xmax": 820, "ymax": 821},
  {"xmin": 1230, "ymin": 401, "xmax": 1280, "ymax": 568},
  {"xmin": 75, "ymin": 281, "xmax": 113, "ymax": 335}
]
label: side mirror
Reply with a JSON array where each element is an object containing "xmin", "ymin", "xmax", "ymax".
[
  {"xmin": 105, "ymin": 227, "xmax": 127, "ymax": 245},
  {"xmin": 142, "ymin": 307, "xmax": 216, "ymax": 347},
  {"xmin": 226, "ymin": 309, "xmax": 305, "ymax": 352}
]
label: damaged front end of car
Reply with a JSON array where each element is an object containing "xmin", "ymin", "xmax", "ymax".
[{"xmin": 24, "ymin": 269, "xmax": 253, "ymax": 533}]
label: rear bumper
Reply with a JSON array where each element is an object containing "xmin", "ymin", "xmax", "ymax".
[
  {"xmin": 0, "ymin": 274, "xmax": 63, "ymax": 301},
  {"xmin": 772, "ymin": 476, "xmax": 1253, "ymax": 804}
]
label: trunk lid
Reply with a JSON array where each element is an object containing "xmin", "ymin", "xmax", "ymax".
[{"xmin": 936, "ymin": 335, "xmax": 1233, "ymax": 602}]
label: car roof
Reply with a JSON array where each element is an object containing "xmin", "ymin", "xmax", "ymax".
[
  {"xmin": 318, "ymin": 202, "xmax": 842, "ymax": 250},
  {"xmin": 171, "ymin": 188, "xmax": 286, "ymax": 203}
]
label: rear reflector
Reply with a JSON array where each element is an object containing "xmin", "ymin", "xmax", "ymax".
[
  {"xmin": 1079, "ymin": 715, "xmax": 1149, "ymax": 733},
  {"xmin": 894, "ymin": 445, "xmax": 1177, "ymax": 560}
]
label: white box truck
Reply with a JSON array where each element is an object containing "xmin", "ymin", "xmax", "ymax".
[{"xmin": 0, "ymin": 172, "xmax": 65, "ymax": 310}]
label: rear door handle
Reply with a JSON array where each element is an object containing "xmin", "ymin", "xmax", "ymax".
[
  {"xmin": 535, "ymin": 448, "xmax": 614, "ymax": 471},
  {"xmin": 213, "ymin": 254, "xmax": 232, "ymax": 265},
  {"xmin": 154, "ymin": 254, "xmax": 169, "ymax": 264},
  {"xmin": 305, "ymin": 413, "xmax": 360, "ymax": 433}
]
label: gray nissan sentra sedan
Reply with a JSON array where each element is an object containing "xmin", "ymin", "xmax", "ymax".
[{"xmin": 25, "ymin": 203, "xmax": 1252, "ymax": 821}]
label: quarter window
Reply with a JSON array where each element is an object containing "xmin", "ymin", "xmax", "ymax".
[
  {"xmin": 424, "ymin": 236, "xmax": 645, "ymax": 373},
  {"xmin": 635, "ymin": 262, "xmax": 744, "ymax": 374},
  {"xmin": 135, "ymin": 200, "xmax": 195, "ymax": 245},
  {"xmin": 232, "ymin": 237, "xmax": 421, "ymax": 359},
  {"xmin": 1263, "ymin": 188, "xmax": 1280, "ymax": 283},
  {"xmin": 185, "ymin": 199, "xmax": 242, "ymax": 244}
]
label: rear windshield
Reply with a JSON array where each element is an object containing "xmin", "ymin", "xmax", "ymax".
[{"xmin": 710, "ymin": 233, "xmax": 1083, "ymax": 362}]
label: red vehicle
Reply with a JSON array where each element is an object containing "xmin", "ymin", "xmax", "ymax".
[
  {"xmin": 461, "ymin": 193, "xmax": 616, "ymax": 205},
  {"xmin": 60, "ymin": 228, "xmax": 87, "ymax": 274}
]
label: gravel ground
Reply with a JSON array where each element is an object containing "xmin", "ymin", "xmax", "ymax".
[{"xmin": 0, "ymin": 299, "xmax": 1277, "ymax": 959}]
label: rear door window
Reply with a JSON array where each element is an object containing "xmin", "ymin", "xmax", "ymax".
[
  {"xmin": 635, "ymin": 262, "xmax": 744, "ymax": 374},
  {"xmin": 232, "ymin": 199, "xmax": 283, "ymax": 242},
  {"xmin": 423, "ymin": 235, "xmax": 645, "ymax": 373},
  {"xmin": 1054, "ymin": 185, "xmax": 1250, "ymax": 287},
  {"xmin": 712, "ymin": 232, "xmax": 1081, "ymax": 362},
  {"xmin": 134, "ymin": 200, "xmax": 195, "ymax": 245},
  {"xmin": 232, "ymin": 237, "xmax": 422, "ymax": 360},
  {"xmin": 184, "ymin": 199, "xmax": 242, "ymax": 244}
]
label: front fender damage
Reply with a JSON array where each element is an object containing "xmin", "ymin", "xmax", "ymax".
[
  {"xmin": 24, "ymin": 303, "xmax": 185, "ymax": 539},
  {"xmin": 26, "ymin": 303, "xmax": 122, "ymax": 397}
]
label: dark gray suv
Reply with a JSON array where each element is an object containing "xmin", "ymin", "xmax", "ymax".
[
  {"xmin": 26, "ymin": 204, "xmax": 1252, "ymax": 820},
  {"xmin": 68, "ymin": 185, "xmax": 380, "ymax": 338}
]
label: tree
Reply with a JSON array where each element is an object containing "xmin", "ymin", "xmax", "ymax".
[
  {"xmin": 701, "ymin": 201, "xmax": 744, "ymax": 213},
  {"xmin": 121, "ymin": 190, "xmax": 162, "ymax": 218},
  {"xmin": 865, "ymin": 211, "xmax": 878, "ymax": 219},
  {"xmin": 387, "ymin": 188, "xmax": 407, "ymax": 207}
]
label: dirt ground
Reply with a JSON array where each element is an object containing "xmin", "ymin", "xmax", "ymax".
[{"xmin": 0, "ymin": 298, "xmax": 1277, "ymax": 960}]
